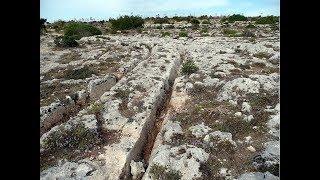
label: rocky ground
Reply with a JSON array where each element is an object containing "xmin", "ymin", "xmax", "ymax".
[{"xmin": 40, "ymin": 17, "xmax": 279, "ymax": 180}]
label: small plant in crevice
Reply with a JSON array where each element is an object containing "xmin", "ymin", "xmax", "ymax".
[
  {"xmin": 161, "ymin": 31, "xmax": 171, "ymax": 37},
  {"xmin": 179, "ymin": 31, "xmax": 188, "ymax": 37},
  {"xmin": 150, "ymin": 164, "xmax": 182, "ymax": 180},
  {"xmin": 88, "ymin": 102, "xmax": 104, "ymax": 114},
  {"xmin": 181, "ymin": 60, "xmax": 199, "ymax": 75},
  {"xmin": 253, "ymin": 52, "xmax": 272, "ymax": 59}
]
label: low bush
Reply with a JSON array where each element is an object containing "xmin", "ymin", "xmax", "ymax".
[
  {"xmin": 43, "ymin": 123, "xmax": 100, "ymax": 152},
  {"xmin": 181, "ymin": 60, "xmax": 199, "ymax": 75},
  {"xmin": 40, "ymin": 18, "xmax": 47, "ymax": 34},
  {"xmin": 255, "ymin": 16, "xmax": 279, "ymax": 24},
  {"xmin": 222, "ymin": 29, "xmax": 239, "ymax": 36},
  {"xmin": 109, "ymin": 15, "xmax": 144, "ymax": 30},
  {"xmin": 179, "ymin": 31, "xmax": 188, "ymax": 37},
  {"xmin": 190, "ymin": 18, "xmax": 200, "ymax": 25},
  {"xmin": 246, "ymin": 23, "xmax": 256, "ymax": 29},
  {"xmin": 51, "ymin": 20, "xmax": 66, "ymax": 32},
  {"xmin": 153, "ymin": 17, "xmax": 170, "ymax": 24},
  {"xmin": 54, "ymin": 35, "xmax": 79, "ymax": 47},
  {"xmin": 161, "ymin": 31, "xmax": 171, "ymax": 37},
  {"xmin": 64, "ymin": 22, "xmax": 102, "ymax": 40},
  {"xmin": 228, "ymin": 14, "xmax": 247, "ymax": 22}
]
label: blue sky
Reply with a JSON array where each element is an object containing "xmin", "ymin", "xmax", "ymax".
[{"xmin": 41, "ymin": 0, "xmax": 279, "ymax": 22}]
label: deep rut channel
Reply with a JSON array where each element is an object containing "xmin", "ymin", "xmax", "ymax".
[{"xmin": 119, "ymin": 50, "xmax": 184, "ymax": 180}]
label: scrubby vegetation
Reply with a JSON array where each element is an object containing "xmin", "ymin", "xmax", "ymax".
[
  {"xmin": 255, "ymin": 16, "xmax": 279, "ymax": 24},
  {"xmin": 64, "ymin": 22, "xmax": 102, "ymax": 40},
  {"xmin": 242, "ymin": 30, "xmax": 255, "ymax": 37},
  {"xmin": 253, "ymin": 52, "xmax": 272, "ymax": 59},
  {"xmin": 179, "ymin": 31, "xmax": 188, "ymax": 37},
  {"xmin": 42, "ymin": 123, "xmax": 100, "ymax": 152},
  {"xmin": 246, "ymin": 23, "xmax": 256, "ymax": 28},
  {"xmin": 109, "ymin": 15, "xmax": 144, "ymax": 30},
  {"xmin": 222, "ymin": 29, "xmax": 239, "ymax": 37},
  {"xmin": 64, "ymin": 66, "xmax": 97, "ymax": 79},
  {"xmin": 54, "ymin": 35, "xmax": 79, "ymax": 47},
  {"xmin": 153, "ymin": 16, "xmax": 170, "ymax": 24},
  {"xmin": 221, "ymin": 14, "xmax": 247, "ymax": 23},
  {"xmin": 181, "ymin": 60, "xmax": 199, "ymax": 75},
  {"xmin": 161, "ymin": 31, "xmax": 171, "ymax": 37},
  {"xmin": 50, "ymin": 20, "xmax": 66, "ymax": 32},
  {"xmin": 40, "ymin": 18, "xmax": 47, "ymax": 34}
]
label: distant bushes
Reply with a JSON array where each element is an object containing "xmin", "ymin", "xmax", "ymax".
[
  {"xmin": 54, "ymin": 22, "xmax": 101, "ymax": 48},
  {"xmin": 190, "ymin": 19, "xmax": 200, "ymax": 25},
  {"xmin": 109, "ymin": 15, "xmax": 144, "ymax": 30},
  {"xmin": 64, "ymin": 22, "xmax": 102, "ymax": 40},
  {"xmin": 153, "ymin": 16, "xmax": 170, "ymax": 24},
  {"xmin": 181, "ymin": 60, "xmax": 199, "ymax": 75},
  {"xmin": 221, "ymin": 14, "xmax": 247, "ymax": 23},
  {"xmin": 51, "ymin": 20, "xmax": 66, "ymax": 32},
  {"xmin": 255, "ymin": 16, "xmax": 278, "ymax": 24},
  {"xmin": 40, "ymin": 18, "xmax": 47, "ymax": 34},
  {"xmin": 246, "ymin": 23, "xmax": 256, "ymax": 29}
]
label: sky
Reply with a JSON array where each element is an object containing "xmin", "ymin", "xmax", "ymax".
[{"xmin": 41, "ymin": 0, "xmax": 280, "ymax": 22}]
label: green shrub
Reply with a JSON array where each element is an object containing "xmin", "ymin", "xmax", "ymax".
[
  {"xmin": 88, "ymin": 102, "xmax": 104, "ymax": 114},
  {"xmin": 246, "ymin": 23, "xmax": 256, "ymax": 29},
  {"xmin": 40, "ymin": 18, "xmax": 47, "ymax": 34},
  {"xmin": 161, "ymin": 31, "xmax": 171, "ymax": 37},
  {"xmin": 226, "ymin": 14, "xmax": 248, "ymax": 22},
  {"xmin": 51, "ymin": 20, "xmax": 66, "ymax": 32},
  {"xmin": 109, "ymin": 15, "xmax": 144, "ymax": 30},
  {"xmin": 64, "ymin": 66, "xmax": 96, "ymax": 79},
  {"xmin": 156, "ymin": 25, "xmax": 162, "ymax": 29},
  {"xmin": 222, "ymin": 29, "xmax": 238, "ymax": 36},
  {"xmin": 190, "ymin": 18, "xmax": 200, "ymax": 25},
  {"xmin": 64, "ymin": 22, "xmax": 102, "ymax": 40},
  {"xmin": 255, "ymin": 16, "xmax": 279, "ymax": 24},
  {"xmin": 179, "ymin": 31, "xmax": 188, "ymax": 37},
  {"xmin": 181, "ymin": 60, "xmax": 199, "ymax": 75},
  {"xmin": 54, "ymin": 35, "xmax": 79, "ymax": 47}
]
